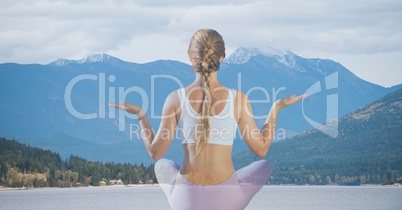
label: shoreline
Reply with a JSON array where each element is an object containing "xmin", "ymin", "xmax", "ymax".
[
  {"xmin": 0, "ymin": 184, "xmax": 160, "ymax": 191},
  {"xmin": 0, "ymin": 187, "xmax": 30, "ymax": 191},
  {"xmin": 2, "ymin": 183, "xmax": 399, "ymax": 191},
  {"xmin": 125, "ymin": 184, "xmax": 160, "ymax": 187}
]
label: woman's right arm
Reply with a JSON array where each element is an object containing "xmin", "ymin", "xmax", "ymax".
[
  {"xmin": 108, "ymin": 91, "xmax": 179, "ymax": 161},
  {"xmin": 237, "ymin": 91, "xmax": 307, "ymax": 158}
]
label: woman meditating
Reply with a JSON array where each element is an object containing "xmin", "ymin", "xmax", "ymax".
[{"xmin": 109, "ymin": 29, "xmax": 307, "ymax": 210}]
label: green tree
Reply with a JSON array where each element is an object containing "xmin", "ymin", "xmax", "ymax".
[
  {"xmin": 308, "ymin": 175, "xmax": 315, "ymax": 185},
  {"xmin": 325, "ymin": 176, "xmax": 332, "ymax": 184},
  {"xmin": 6, "ymin": 168, "xmax": 20, "ymax": 187}
]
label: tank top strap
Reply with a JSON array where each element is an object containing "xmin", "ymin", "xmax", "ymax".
[
  {"xmin": 177, "ymin": 88, "xmax": 186, "ymax": 112},
  {"xmin": 230, "ymin": 88, "xmax": 237, "ymax": 118}
]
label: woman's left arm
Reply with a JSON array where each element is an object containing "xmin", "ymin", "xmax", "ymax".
[{"xmin": 109, "ymin": 91, "xmax": 179, "ymax": 161}]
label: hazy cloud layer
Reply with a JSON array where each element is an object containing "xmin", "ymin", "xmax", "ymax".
[{"xmin": 1, "ymin": 0, "xmax": 401, "ymax": 86}]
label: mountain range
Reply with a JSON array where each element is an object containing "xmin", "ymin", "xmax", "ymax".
[{"xmin": 0, "ymin": 47, "xmax": 400, "ymax": 164}]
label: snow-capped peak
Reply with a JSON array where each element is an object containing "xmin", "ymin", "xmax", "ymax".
[
  {"xmin": 224, "ymin": 47, "xmax": 291, "ymax": 64},
  {"xmin": 48, "ymin": 53, "xmax": 122, "ymax": 66},
  {"xmin": 50, "ymin": 58, "xmax": 73, "ymax": 66},
  {"xmin": 79, "ymin": 53, "xmax": 112, "ymax": 64},
  {"xmin": 223, "ymin": 47, "xmax": 306, "ymax": 72}
]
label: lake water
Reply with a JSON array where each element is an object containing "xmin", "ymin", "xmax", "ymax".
[{"xmin": 1, "ymin": 185, "xmax": 401, "ymax": 210}]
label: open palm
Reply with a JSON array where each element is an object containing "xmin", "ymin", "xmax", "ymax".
[
  {"xmin": 108, "ymin": 101, "xmax": 142, "ymax": 115},
  {"xmin": 276, "ymin": 94, "xmax": 309, "ymax": 110}
]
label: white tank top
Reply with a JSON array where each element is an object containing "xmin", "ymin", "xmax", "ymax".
[{"xmin": 177, "ymin": 88, "xmax": 238, "ymax": 145}]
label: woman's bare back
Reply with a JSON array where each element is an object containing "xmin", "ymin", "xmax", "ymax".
[{"xmin": 178, "ymin": 83, "xmax": 237, "ymax": 185}]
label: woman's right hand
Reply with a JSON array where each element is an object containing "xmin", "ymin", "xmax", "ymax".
[{"xmin": 108, "ymin": 101, "xmax": 144, "ymax": 118}]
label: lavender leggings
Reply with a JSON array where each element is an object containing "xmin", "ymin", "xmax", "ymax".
[{"xmin": 155, "ymin": 159, "xmax": 272, "ymax": 210}]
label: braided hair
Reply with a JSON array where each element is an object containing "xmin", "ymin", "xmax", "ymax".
[{"xmin": 187, "ymin": 29, "xmax": 225, "ymax": 156}]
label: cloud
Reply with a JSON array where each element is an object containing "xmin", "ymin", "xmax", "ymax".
[{"xmin": 0, "ymin": 0, "xmax": 401, "ymax": 86}]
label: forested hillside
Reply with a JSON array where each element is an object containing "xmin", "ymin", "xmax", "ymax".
[
  {"xmin": 234, "ymin": 88, "xmax": 402, "ymax": 185},
  {"xmin": 0, "ymin": 138, "xmax": 156, "ymax": 188}
]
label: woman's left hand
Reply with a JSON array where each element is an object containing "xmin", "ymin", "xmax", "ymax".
[{"xmin": 108, "ymin": 101, "xmax": 144, "ymax": 118}]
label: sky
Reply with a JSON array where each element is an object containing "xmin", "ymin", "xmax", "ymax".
[{"xmin": 1, "ymin": 0, "xmax": 401, "ymax": 87}]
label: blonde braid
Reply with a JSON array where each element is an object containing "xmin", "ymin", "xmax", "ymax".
[
  {"xmin": 195, "ymin": 70, "xmax": 211, "ymax": 156},
  {"xmin": 188, "ymin": 29, "xmax": 225, "ymax": 156}
]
